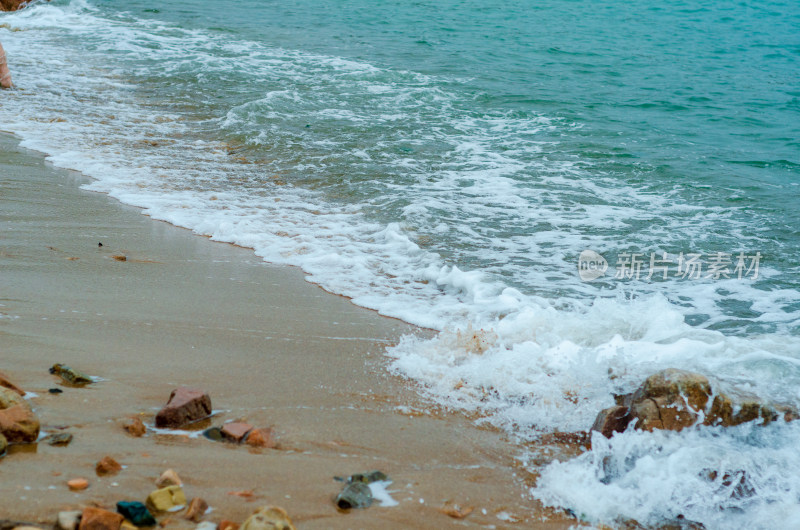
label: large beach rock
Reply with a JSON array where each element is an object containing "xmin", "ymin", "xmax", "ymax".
[
  {"xmin": 0, "ymin": 0, "xmax": 25, "ymax": 12},
  {"xmin": 590, "ymin": 405, "xmax": 632, "ymax": 438},
  {"xmin": 155, "ymin": 387, "xmax": 212, "ymax": 428},
  {"xmin": 0, "ymin": 372, "xmax": 25, "ymax": 397},
  {"xmin": 0, "ymin": 0, "xmax": 47, "ymax": 11},
  {"xmin": 0, "ymin": 387, "xmax": 40, "ymax": 443},
  {"xmin": 592, "ymin": 369, "xmax": 798, "ymax": 437},
  {"xmin": 78, "ymin": 507, "xmax": 124, "ymax": 530},
  {"xmin": 630, "ymin": 369, "xmax": 712, "ymax": 431}
]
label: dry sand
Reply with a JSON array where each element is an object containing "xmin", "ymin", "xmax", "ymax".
[{"xmin": 0, "ymin": 133, "xmax": 579, "ymax": 528}]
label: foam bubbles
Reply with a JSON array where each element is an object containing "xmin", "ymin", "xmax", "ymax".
[{"xmin": 534, "ymin": 425, "xmax": 800, "ymax": 529}]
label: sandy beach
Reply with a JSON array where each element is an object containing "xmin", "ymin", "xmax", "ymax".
[{"xmin": 0, "ymin": 133, "xmax": 576, "ymax": 528}]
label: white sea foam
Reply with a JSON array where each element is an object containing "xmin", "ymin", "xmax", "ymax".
[
  {"xmin": 2, "ymin": 2, "xmax": 800, "ymax": 528},
  {"xmin": 368, "ymin": 480, "xmax": 399, "ymax": 508},
  {"xmin": 534, "ymin": 425, "xmax": 800, "ymax": 529}
]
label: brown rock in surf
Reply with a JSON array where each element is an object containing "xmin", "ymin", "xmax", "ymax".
[{"xmin": 154, "ymin": 387, "xmax": 211, "ymax": 428}]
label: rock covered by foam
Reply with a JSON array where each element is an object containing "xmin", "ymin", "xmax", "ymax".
[{"xmin": 592, "ymin": 368, "xmax": 798, "ymax": 437}]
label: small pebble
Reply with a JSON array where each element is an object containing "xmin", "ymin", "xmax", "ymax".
[
  {"xmin": 96, "ymin": 455, "xmax": 122, "ymax": 476},
  {"xmin": 45, "ymin": 433, "xmax": 73, "ymax": 446},
  {"xmin": 67, "ymin": 478, "xmax": 89, "ymax": 491},
  {"xmin": 155, "ymin": 468, "xmax": 182, "ymax": 488},
  {"xmin": 123, "ymin": 417, "xmax": 146, "ymax": 437},
  {"xmin": 202, "ymin": 427, "xmax": 223, "ymax": 442},
  {"xmin": 57, "ymin": 510, "xmax": 82, "ymax": 530}
]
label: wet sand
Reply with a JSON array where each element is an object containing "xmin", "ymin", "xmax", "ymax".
[{"xmin": 0, "ymin": 133, "xmax": 576, "ymax": 528}]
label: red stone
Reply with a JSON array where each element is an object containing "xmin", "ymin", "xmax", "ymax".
[
  {"xmin": 591, "ymin": 405, "xmax": 633, "ymax": 438},
  {"xmin": 155, "ymin": 387, "xmax": 212, "ymax": 428},
  {"xmin": 123, "ymin": 417, "xmax": 146, "ymax": 437},
  {"xmin": 78, "ymin": 507, "xmax": 123, "ymax": 530},
  {"xmin": 0, "ymin": 0, "xmax": 27, "ymax": 12},
  {"xmin": 0, "ymin": 403, "xmax": 40, "ymax": 442},
  {"xmin": 221, "ymin": 422, "xmax": 253, "ymax": 443},
  {"xmin": 245, "ymin": 428, "xmax": 277, "ymax": 449},
  {"xmin": 184, "ymin": 497, "xmax": 209, "ymax": 522},
  {"xmin": 95, "ymin": 456, "xmax": 122, "ymax": 476}
]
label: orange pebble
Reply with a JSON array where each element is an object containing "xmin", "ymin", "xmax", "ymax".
[{"xmin": 67, "ymin": 478, "xmax": 89, "ymax": 491}]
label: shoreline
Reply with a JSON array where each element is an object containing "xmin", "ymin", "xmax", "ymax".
[{"xmin": 0, "ymin": 132, "xmax": 576, "ymax": 528}]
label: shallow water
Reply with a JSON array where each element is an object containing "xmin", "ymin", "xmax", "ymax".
[{"xmin": 1, "ymin": 0, "xmax": 799, "ymax": 527}]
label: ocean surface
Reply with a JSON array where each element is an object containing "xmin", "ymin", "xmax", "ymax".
[{"xmin": 2, "ymin": 0, "xmax": 800, "ymax": 527}]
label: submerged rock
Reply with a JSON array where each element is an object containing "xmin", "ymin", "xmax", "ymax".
[
  {"xmin": 700, "ymin": 468, "xmax": 756, "ymax": 501},
  {"xmin": 591, "ymin": 405, "xmax": 633, "ymax": 438},
  {"xmin": 0, "ymin": 0, "xmax": 32, "ymax": 12},
  {"xmin": 629, "ymin": 369, "xmax": 712, "ymax": 431},
  {"xmin": 202, "ymin": 427, "xmax": 223, "ymax": 441},
  {"xmin": 0, "ymin": 388, "xmax": 40, "ymax": 443},
  {"xmin": 439, "ymin": 502, "xmax": 474, "ymax": 519},
  {"xmin": 155, "ymin": 387, "xmax": 212, "ymax": 428},
  {"xmin": 592, "ymin": 369, "xmax": 799, "ymax": 437},
  {"xmin": 240, "ymin": 506, "xmax": 295, "ymax": 530},
  {"xmin": 49, "ymin": 364, "xmax": 93, "ymax": 386}
]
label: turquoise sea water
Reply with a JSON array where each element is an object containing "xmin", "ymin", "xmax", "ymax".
[
  {"xmin": 2, "ymin": 0, "xmax": 800, "ymax": 527},
  {"xmin": 108, "ymin": 0, "xmax": 800, "ymax": 333}
]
